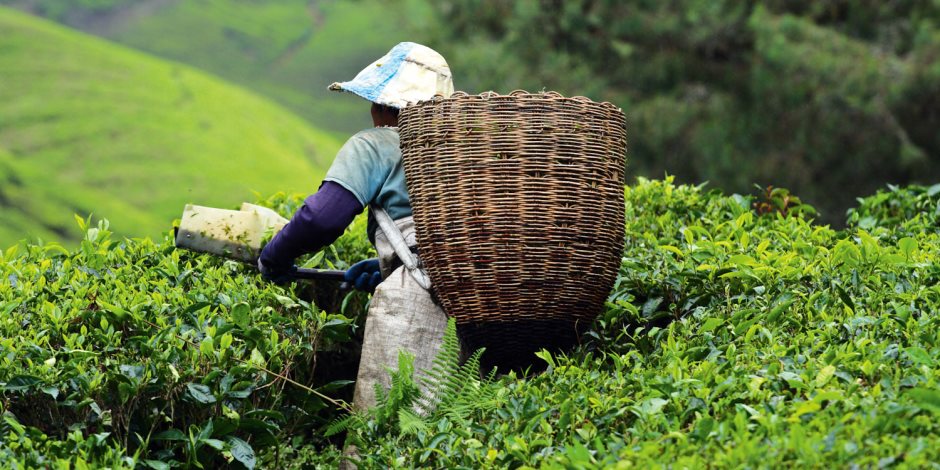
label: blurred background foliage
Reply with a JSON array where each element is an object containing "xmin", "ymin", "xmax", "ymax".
[
  {"xmin": 1, "ymin": 0, "xmax": 939, "ymax": 239},
  {"xmin": 422, "ymin": 0, "xmax": 940, "ymax": 224}
]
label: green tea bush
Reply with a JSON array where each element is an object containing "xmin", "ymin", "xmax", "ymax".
[
  {"xmin": 329, "ymin": 177, "xmax": 940, "ymax": 468},
  {"xmin": 0, "ymin": 196, "xmax": 373, "ymax": 469},
  {"xmin": 847, "ymin": 183, "xmax": 940, "ymax": 237},
  {"xmin": 4, "ymin": 180, "xmax": 940, "ymax": 468}
]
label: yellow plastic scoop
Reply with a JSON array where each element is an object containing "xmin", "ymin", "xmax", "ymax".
[
  {"xmin": 174, "ymin": 203, "xmax": 350, "ymax": 286},
  {"xmin": 174, "ymin": 203, "xmax": 288, "ymax": 263}
]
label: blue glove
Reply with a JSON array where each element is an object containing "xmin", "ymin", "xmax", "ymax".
[
  {"xmin": 345, "ymin": 258, "xmax": 382, "ymax": 293},
  {"xmin": 257, "ymin": 258, "xmax": 297, "ymax": 285}
]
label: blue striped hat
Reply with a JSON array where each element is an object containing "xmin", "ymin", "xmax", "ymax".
[{"xmin": 329, "ymin": 42, "xmax": 454, "ymax": 109}]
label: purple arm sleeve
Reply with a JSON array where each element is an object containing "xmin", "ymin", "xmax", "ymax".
[{"xmin": 259, "ymin": 181, "xmax": 364, "ymax": 270}]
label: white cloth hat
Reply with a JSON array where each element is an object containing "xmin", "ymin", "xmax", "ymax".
[{"xmin": 328, "ymin": 42, "xmax": 454, "ymax": 109}]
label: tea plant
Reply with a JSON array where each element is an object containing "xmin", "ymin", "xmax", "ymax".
[
  {"xmin": 847, "ymin": 183, "xmax": 940, "ymax": 237},
  {"xmin": 316, "ymin": 177, "xmax": 940, "ymax": 468},
  {"xmin": 0, "ymin": 196, "xmax": 373, "ymax": 468},
  {"xmin": 4, "ymin": 179, "xmax": 940, "ymax": 468},
  {"xmin": 751, "ymin": 185, "xmax": 817, "ymax": 219}
]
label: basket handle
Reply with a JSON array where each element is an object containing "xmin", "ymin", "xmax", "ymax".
[{"xmin": 371, "ymin": 205, "xmax": 432, "ymax": 290}]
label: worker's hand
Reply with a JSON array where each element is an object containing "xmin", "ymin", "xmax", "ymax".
[
  {"xmin": 345, "ymin": 258, "xmax": 382, "ymax": 293},
  {"xmin": 257, "ymin": 258, "xmax": 297, "ymax": 285}
]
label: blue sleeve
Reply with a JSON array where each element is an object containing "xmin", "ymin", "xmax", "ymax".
[
  {"xmin": 323, "ymin": 132, "xmax": 391, "ymax": 207},
  {"xmin": 258, "ymin": 181, "xmax": 364, "ymax": 269}
]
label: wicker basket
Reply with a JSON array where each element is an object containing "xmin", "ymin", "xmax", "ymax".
[{"xmin": 399, "ymin": 91, "xmax": 626, "ymax": 370}]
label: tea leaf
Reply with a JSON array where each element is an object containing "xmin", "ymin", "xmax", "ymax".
[
  {"xmin": 220, "ymin": 333, "xmax": 234, "ymax": 352},
  {"xmin": 202, "ymin": 438, "xmax": 226, "ymax": 451},
  {"xmin": 814, "ymin": 365, "xmax": 836, "ymax": 388},
  {"xmin": 231, "ymin": 302, "xmax": 250, "ymax": 329},
  {"xmin": 898, "ymin": 237, "xmax": 917, "ymax": 259},
  {"xmin": 200, "ymin": 336, "xmax": 215, "ymax": 356},
  {"xmin": 907, "ymin": 388, "xmax": 940, "ymax": 415},
  {"xmin": 700, "ymin": 317, "xmax": 723, "ymax": 334},
  {"xmin": 228, "ymin": 437, "xmax": 257, "ymax": 469},
  {"xmin": 905, "ymin": 347, "xmax": 934, "ymax": 367},
  {"xmin": 641, "ymin": 297, "xmax": 663, "ymax": 317},
  {"xmin": 143, "ymin": 460, "xmax": 171, "ymax": 470},
  {"xmin": 2, "ymin": 375, "xmax": 42, "ymax": 392},
  {"xmin": 186, "ymin": 383, "xmax": 217, "ymax": 404}
]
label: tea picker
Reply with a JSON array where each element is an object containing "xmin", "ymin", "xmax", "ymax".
[
  {"xmin": 177, "ymin": 41, "xmax": 627, "ymax": 416},
  {"xmin": 258, "ymin": 42, "xmax": 453, "ymax": 412},
  {"xmin": 176, "ymin": 43, "xmax": 452, "ymax": 412}
]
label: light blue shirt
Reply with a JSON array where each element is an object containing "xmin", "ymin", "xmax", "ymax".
[{"xmin": 324, "ymin": 127, "xmax": 412, "ymax": 241}]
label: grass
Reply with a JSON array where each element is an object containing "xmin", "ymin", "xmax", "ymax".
[{"xmin": 0, "ymin": 6, "xmax": 342, "ymax": 246}]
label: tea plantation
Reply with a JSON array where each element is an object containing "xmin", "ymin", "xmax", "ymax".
[
  {"xmin": 3, "ymin": 179, "xmax": 940, "ymax": 468},
  {"xmin": 0, "ymin": 6, "xmax": 340, "ymax": 246},
  {"xmin": 0, "ymin": 0, "xmax": 434, "ymax": 136}
]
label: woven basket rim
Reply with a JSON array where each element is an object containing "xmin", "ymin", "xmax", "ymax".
[{"xmin": 414, "ymin": 90, "xmax": 622, "ymax": 112}]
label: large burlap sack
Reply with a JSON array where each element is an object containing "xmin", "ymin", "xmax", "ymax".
[{"xmin": 351, "ymin": 266, "xmax": 448, "ymax": 411}]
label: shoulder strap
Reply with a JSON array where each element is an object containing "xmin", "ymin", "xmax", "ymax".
[{"xmin": 371, "ymin": 205, "xmax": 432, "ymax": 290}]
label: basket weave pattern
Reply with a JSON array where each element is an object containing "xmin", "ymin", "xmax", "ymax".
[{"xmin": 399, "ymin": 91, "xmax": 627, "ymax": 369}]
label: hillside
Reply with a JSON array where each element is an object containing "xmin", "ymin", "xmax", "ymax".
[
  {"xmin": 0, "ymin": 7, "xmax": 341, "ymax": 246},
  {"xmin": 7, "ymin": 1, "xmax": 939, "ymax": 224},
  {"xmin": 2, "ymin": 0, "xmax": 435, "ymax": 135}
]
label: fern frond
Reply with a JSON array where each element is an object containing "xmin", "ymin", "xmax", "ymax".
[
  {"xmin": 437, "ymin": 347, "xmax": 485, "ymax": 411},
  {"xmin": 325, "ymin": 412, "xmax": 364, "ymax": 437},
  {"xmin": 397, "ymin": 408, "xmax": 430, "ymax": 436},
  {"xmin": 373, "ymin": 381, "xmax": 389, "ymax": 409},
  {"xmin": 337, "ymin": 318, "xmax": 502, "ymax": 443},
  {"xmin": 420, "ymin": 319, "xmax": 461, "ymax": 399},
  {"xmin": 388, "ymin": 351, "xmax": 418, "ymax": 406}
]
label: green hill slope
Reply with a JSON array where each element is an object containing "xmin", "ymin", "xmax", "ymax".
[
  {"xmin": 2, "ymin": 0, "xmax": 435, "ymax": 135},
  {"xmin": 0, "ymin": 7, "xmax": 340, "ymax": 246}
]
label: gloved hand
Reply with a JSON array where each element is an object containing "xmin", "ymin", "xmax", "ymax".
[
  {"xmin": 257, "ymin": 258, "xmax": 297, "ymax": 285},
  {"xmin": 345, "ymin": 258, "xmax": 382, "ymax": 293}
]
